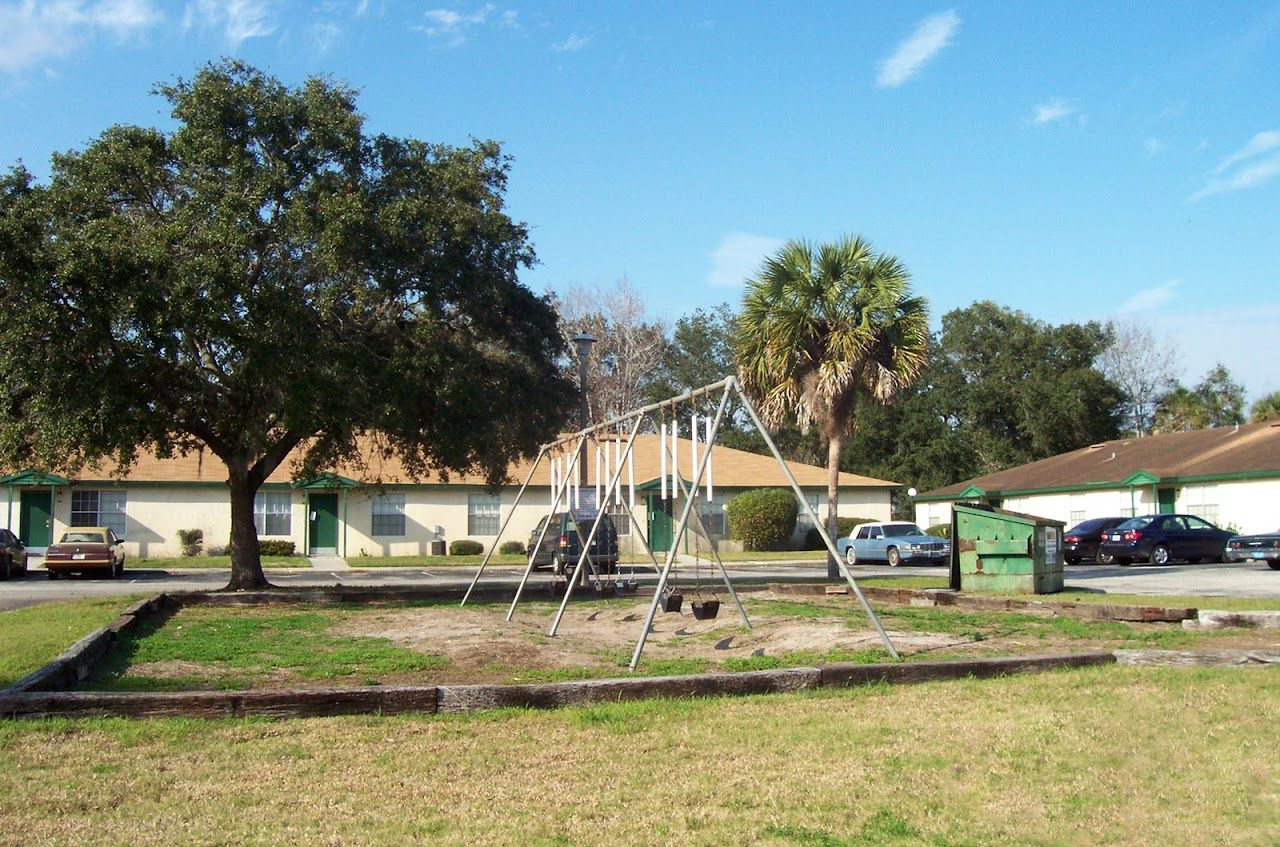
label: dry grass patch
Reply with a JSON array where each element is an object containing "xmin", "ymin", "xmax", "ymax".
[{"xmin": 2, "ymin": 666, "xmax": 1278, "ymax": 845}]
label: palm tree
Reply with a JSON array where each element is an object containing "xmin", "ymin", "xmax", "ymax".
[
  {"xmin": 1251, "ymin": 390, "xmax": 1280, "ymax": 423},
  {"xmin": 734, "ymin": 236, "xmax": 930, "ymax": 578}
]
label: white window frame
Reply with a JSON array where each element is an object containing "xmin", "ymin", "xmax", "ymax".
[
  {"xmin": 371, "ymin": 493, "xmax": 406, "ymax": 537},
  {"xmin": 467, "ymin": 494, "xmax": 501, "ymax": 536},
  {"xmin": 70, "ymin": 490, "xmax": 127, "ymax": 538},
  {"xmin": 254, "ymin": 492, "xmax": 292, "ymax": 537}
]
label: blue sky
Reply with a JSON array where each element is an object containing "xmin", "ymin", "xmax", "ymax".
[{"xmin": 3, "ymin": 1, "xmax": 1278, "ymax": 400}]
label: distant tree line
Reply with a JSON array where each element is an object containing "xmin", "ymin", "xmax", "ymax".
[{"xmin": 555, "ymin": 283, "xmax": 1259, "ymax": 499}]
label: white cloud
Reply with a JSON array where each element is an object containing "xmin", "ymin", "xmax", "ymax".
[
  {"xmin": 418, "ymin": 3, "xmax": 494, "ymax": 46},
  {"xmin": 1114, "ymin": 279, "xmax": 1180, "ymax": 314},
  {"xmin": 876, "ymin": 9, "xmax": 959, "ymax": 88},
  {"xmin": 1190, "ymin": 129, "xmax": 1280, "ymax": 201},
  {"xmin": 1031, "ymin": 98, "xmax": 1074, "ymax": 125},
  {"xmin": 552, "ymin": 32, "xmax": 589, "ymax": 52},
  {"xmin": 1143, "ymin": 137, "xmax": 1167, "ymax": 156},
  {"xmin": 1210, "ymin": 129, "xmax": 1280, "ymax": 175},
  {"xmin": 708, "ymin": 233, "xmax": 785, "ymax": 288},
  {"xmin": 312, "ymin": 19, "xmax": 339, "ymax": 52},
  {"xmin": 182, "ymin": 0, "xmax": 276, "ymax": 46},
  {"xmin": 0, "ymin": 0, "xmax": 161, "ymax": 74}
]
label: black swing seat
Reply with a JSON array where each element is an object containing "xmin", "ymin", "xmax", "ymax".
[
  {"xmin": 690, "ymin": 597, "xmax": 720, "ymax": 620},
  {"xmin": 660, "ymin": 590, "xmax": 684, "ymax": 613}
]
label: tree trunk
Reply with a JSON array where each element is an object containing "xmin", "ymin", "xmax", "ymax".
[
  {"xmin": 826, "ymin": 435, "xmax": 842, "ymax": 580},
  {"xmin": 226, "ymin": 470, "xmax": 271, "ymax": 591}
]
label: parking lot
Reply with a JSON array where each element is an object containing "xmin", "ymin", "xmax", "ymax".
[{"xmin": 1, "ymin": 559, "xmax": 1277, "ymax": 611}]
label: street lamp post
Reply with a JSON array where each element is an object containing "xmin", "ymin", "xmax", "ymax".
[{"xmin": 571, "ymin": 333, "xmax": 597, "ymax": 490}]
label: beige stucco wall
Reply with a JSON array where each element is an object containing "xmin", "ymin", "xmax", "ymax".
[{"xmin": 14, "ymin": 480, "xmax": 893, "ymax": 559}]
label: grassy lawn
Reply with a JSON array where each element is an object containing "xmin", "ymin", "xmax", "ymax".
[
  {"xmin": 136, "ymin": 556, "xmax": 312, "ymax": 570},
  {"xmin": 857, "ymin": 577, "xmax": 1280, "ymax": 611},
  {"xmin": 0, "ymin": 596, "xmax": 148, "ymax": 687},
  {"xmin": 0, "ymin": 666, "xmax": 1277, "ymax": 845}
]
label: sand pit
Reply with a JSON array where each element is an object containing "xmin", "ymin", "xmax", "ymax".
[{"xmin": 333, "ymin": 591, "xmax": 966, "ymax": 682}]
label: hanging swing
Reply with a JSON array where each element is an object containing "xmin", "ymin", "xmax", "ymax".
[
  {"xmin": 689, "ymin": 405, "xmax": 720, "ymax": 620},
  {"xmin": 688, "ymin": 489, "xmax": 720, "ymax": 620},
  {"xmin": 658, "ymin": 404, "xmax": 684, "ymax": 613}
]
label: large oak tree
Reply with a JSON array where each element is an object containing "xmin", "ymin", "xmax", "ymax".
[{"xmin": 0, "ymin": 61, "xmax": 574, "ymax": 589}]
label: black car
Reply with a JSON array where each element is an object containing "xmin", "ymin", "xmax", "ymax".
[
  {"xmin": 1063, "ymin": 516, "xmax": 1127, "ymax": 565},
  {"xmin": 0, "ymin": 529, "xmax": 28, "ymax": 579},
  {"xmin": 528, "ymin": 510, "xmax": 619, "ymax": 575},
  {"xmin": 1098, "ymin": 514, "xmax": 1234, "ymax": 566},
  {"xmin": 1224, "ymin": 530, "xmax": 1280, "ymax": 570}
]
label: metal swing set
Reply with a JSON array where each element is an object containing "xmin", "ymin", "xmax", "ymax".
[{"xmin": 460, "ymin": 376, "xmax": 899, "ymax": 670}]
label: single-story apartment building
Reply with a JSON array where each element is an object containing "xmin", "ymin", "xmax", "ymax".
[
  {"xmin": 2, "ymin": 433, "xmax": 897, "ymax": 558},
  {"xmin": 913, "ymin": 420, "xmax": 1280, "ymax": 534}
]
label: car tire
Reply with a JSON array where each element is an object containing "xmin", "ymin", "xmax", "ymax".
[
  {"xmin": 115, "ymin": 559, "xmax": 125, "ymax": 579},
  {"xmin": 552, "ymin": 554, "xmax": 565, "ymax": 576},
  {"xmin": 1150, "ymin": 544, "xmax": 1171, "ymax": 566},
  {"xmin": 1268, "ymin": 559, "xmax": 1280, "ymax": 571},
  {"xmin": 845, "ymin": 547, "xmax": 857, "ymax": 567},
  {"xmin": 886, "ymin": 547, "xmax": 901, "ymax": 567},
  {"xmin": 47, "ymin": 569, "xmax": 59, "ymax": 580},
  {"xmin": 1117, "ymin": 557, "xmax": 1132, "ymax": 566},
  {"xmin": 1096, "ymin": 551, "xmax": 1114, "ymax": 565},
  {"xmin": 1065, "ymin": 556, "xmax": 1081, "ymax": 566},
  {"xmin": 0, "ymin": 556, "xmax": 9, "ymax": 580}
]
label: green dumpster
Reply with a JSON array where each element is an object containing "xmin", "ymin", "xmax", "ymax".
[{"xmin": 950, "ymin": 504, "xmax": 1065, "ymax": 594}]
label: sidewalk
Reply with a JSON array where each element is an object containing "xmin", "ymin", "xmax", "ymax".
[{"xmin": 307, "ymin": 555, "xmax": 350, "ymax": 570}]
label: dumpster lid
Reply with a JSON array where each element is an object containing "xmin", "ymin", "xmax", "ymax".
[{"xmin": 952, "ymin": 502, "xmax": 1065, "ymax": 528}]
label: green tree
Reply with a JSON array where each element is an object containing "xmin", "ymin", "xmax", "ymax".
[
  {"xmin": 1251, "ymin": 390, "xmax": 1280, "ymax": 423},
  {"xmin": 1152, "ymin": 363, "xmax": 1246, "ymax": 432},
  {"xmin": 842, "ymin": 303, "xmax": 1125, "ymax": 496},
  {"xmin": 734, "ymin": 236, "xmax": 929, "ymax": 577},
  {"xmin": 0, "ymin": 61, "xmax": 574, "ymax": 589}
]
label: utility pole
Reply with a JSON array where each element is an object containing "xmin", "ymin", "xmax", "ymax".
[{"xmin": 571, "ymin": 333, "xmax": 597, "ymax": 490}]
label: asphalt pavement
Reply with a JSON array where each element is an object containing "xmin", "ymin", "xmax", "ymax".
[{"xmin": 2, "ymin": 559, "xmax": 1278, "ymax": 611}]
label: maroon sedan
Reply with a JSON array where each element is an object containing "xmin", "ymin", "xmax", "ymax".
[{"xmin": 44, "ymin": 527, "xmax": 126, "ymax": 579}]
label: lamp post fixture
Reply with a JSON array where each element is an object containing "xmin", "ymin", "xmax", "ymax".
[{"xmin": 571, "ymin": 332, "xmax": 597, "ymax": 488}]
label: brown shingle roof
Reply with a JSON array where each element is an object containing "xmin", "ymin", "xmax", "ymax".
[
  {"xmin": 919, "ymin": 421, "xmax": 1280, "ymax": 499},
  {"xmin": 62, "ymin": 433, "xmax": 897, "ymax": 490}
]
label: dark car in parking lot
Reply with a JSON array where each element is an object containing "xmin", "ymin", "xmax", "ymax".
[
  {"xmin": 0, "ymin": 528, "xmax": 28, "ymax": 579},
  {"xmin": 1063, "ymin": 516, "xmax": 1127, "ymax": 565},
  {"xmin": 1224, "ymin": 529, "xmax": 1280, "ymax": 570},
  {"xmin": 1098, "ymin": 514, "xmax": 1234, "ymax": 566},
  {"xmin": 527, "ymin": 510, "xmax": 619, "ymax": 575}
]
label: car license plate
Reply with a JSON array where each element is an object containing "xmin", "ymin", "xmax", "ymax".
[
  {"xmin": 72, "ymin": 553, "xmax": 86, "ymax": 560},
  {"xmin": 1253, "ymin": 551, "xmax": 1266, "ymax": 559}
]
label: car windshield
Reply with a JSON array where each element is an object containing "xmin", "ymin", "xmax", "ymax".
[
  {"xmin": 60, "ymin": 531, "xmax": 105, "ymax": 543},
  {"xmin": 1067, "ymin": 518, "xmax": 1108, "ymax": 533},
  {"xmin": 883, "ymin": 524, "xmax": 926, "ymax": 537},
  {"xmin": 1115, "ymin": 517, "xmax": 1153, "ymax": 531}
]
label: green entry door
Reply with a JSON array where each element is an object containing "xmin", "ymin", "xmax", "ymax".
[
  {"xmin": 1156, "ymin": 488, "xmax": 1176, "ymax": 515},
  {"xmin": 647, "ymin": 494, "xmax": 673, "ymax": 552},
  {"xmin": 19, "ymin": 490, "xmax": 53, "ymax": 548},
  {"xmin": 309, "ymin": 493, "xmax": 339, "ymax": 553}
]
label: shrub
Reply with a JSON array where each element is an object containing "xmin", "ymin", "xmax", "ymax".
[
  {"xmin": 726, "ymin": 489, "xmax": 798, "ymax": 551},
  {"xmin": 498, "ymin": 540, "xmax": 526, "ymax": 555},
  {"xmin": 176, "ymin": 528, "xmax": 204, "ymax": 557},
  {"xmin": 449, "ymin": 539, "xmax": 484, "ymax": 556},
  {"xmin": 925, "ymin": 524, "xmax": 951, "ymax": 539},
  {"xmin": 259, "ymin": 539, "xmax": 296, "ymax": 556},
  {"xmin": 207, "ymin": 544, "xmax": 227, "ymax": 556}
]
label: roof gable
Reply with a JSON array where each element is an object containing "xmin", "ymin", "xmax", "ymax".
[{"xmin": 920, "ymin": 421, "xmax": 1280, "ymax": 500}]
